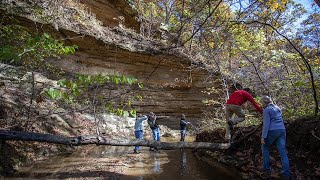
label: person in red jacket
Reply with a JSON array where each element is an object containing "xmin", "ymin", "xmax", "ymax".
[{"xmin": 225, "ymin": 87, "xmax": 263, "ymax": 141}]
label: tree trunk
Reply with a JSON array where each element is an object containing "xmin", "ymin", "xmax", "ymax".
[{"xmin": 0, "ymin": 130, "xmax": 230, "ymax": 150}]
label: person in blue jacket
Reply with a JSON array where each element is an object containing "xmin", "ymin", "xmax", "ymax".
[
  {"xmin": 260, "ymin": 96, "xmax": 290, "ymax": 179},
  {"xmin": 133, "ymin": 114, "xmax": 148, "ymax": 154}
]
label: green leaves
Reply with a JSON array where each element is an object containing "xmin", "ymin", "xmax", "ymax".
[
  {"xmin": 138, "ymin": 82, "xmax": 144, "ymax": 89},
  {"xmin": 0, "ymin": 45, "xmax": 20, "ymax": 63},
  {"xmin": 136, "ymin": 94, "xmax": 143, "ymax": 101},
  {"xmin": 43, "ymin": 33, "xmax": 50, "ymax": 39},
  {"xmin": 43, "ymin": 88, "xmax": 62, "ymax": 100},
  {"xmin": 0, "ymin": 20, "xmax": 77, "ymax": 68},
  {"xmin": 44, "ymin": 74, "xmax": 143, "ymax": 117},
  {"xmin": 130, "ymin": 109, "xmax": 137, "ymax": 117}
]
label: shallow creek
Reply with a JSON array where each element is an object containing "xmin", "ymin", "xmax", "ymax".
[{"xmin": 13, "ymin": 137, "xmax": 237, "ymax": 179}]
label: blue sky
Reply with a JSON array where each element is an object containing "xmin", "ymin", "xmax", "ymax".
[
  {"xmin": 229, "ymin": 0, "xmax": 319, "ymax": 27},
  {"xmin": 293, "ymin": 0, "xmax": 319, "ymax": 27},
  {"xmin": 296, "ymin": 0, "xmax": 317, "ymax": 13}
]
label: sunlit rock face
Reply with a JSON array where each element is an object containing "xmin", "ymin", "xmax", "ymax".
[{"xmin": 79, "ymin": 0, "xmax": 140, "ymax": 31}]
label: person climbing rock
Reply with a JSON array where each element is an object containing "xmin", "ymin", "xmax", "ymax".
[
  {"xmin": 133, "ymin": 114, "xmax": 148, "ymax": 154},
  {"xmin": 225, "ymin": 87, "xmax": 263, "ymax": 141},
  {"xmin": 260, "ymin": 96, "xmax": 290, "ymax": 180},
  {"xmin": 147, "ymin": 112, "xmax": 160, "ymax": 152},
  {"xmin": 180, "ymin": 114, "xmax": 191, "ymax": 142}
]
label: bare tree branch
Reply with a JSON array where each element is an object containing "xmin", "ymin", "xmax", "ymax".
[
  {"xmin": 181, "ymin": 0, "xmax": 223, "ymax": 47},
  {"xmin": 235, "ymin": 45, "xmax": 272, "ymax": 96}
]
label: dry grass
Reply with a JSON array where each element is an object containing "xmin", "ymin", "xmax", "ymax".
[
  {"xmin": 199, "ymin": 111, "xmax": 226, "ymax": 132},
  {"xmin": 1, "ymin": 0, "xmax": 161, "ymax": 52}
]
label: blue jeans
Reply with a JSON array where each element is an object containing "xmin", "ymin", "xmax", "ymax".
[
  {"xmin": 134, "ymin": 130, "xmax": 143, "ymax": 150},
  {"xmin": 152, "ymin": 128, "xmax": 160, "ymax": 141},
  {"xmin": 180, "ymin": 130, "xmax": 186, "ymax": 141},
  {"xmin": 262, "ymin": 129, "xmax": 290, "ymax": 179}
]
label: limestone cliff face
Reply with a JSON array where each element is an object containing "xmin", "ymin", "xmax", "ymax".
[
  {"xmin": 3, "ymin": 0, "xmax": 223, "ymax": 128},
  {"xmin": 52, "ymin": 32, "xmax": 222, "ymax": 128}
]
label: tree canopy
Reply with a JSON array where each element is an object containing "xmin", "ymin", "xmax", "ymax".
[{"xmin": 130, "ymin": 0, "xmax": 319, "ymax": 117}]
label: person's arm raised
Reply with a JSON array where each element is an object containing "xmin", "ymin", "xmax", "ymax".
[{"xmin": 244, "ymin": 91, "xmax": 263, "ymax": 114}]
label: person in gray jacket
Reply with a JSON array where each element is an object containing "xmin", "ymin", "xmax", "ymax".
[
  {"xmin": 260, "ymin": 96, "xmax": 290, "ymax": 179},
  {"xmin": 133, "ymin": 114, "xmax": 148, "ymax": 154}
]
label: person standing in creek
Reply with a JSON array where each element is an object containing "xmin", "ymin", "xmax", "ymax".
[
  {"xmin": 133, "ymin": 114, "xmax": 148, "ymax": 154},
  {"xmin": 180, "ymin": 114, "xmax": 191, "ymax": 142},
  {"xmin": 225, "ymin": 87, "xmax": 263, "ymax": 141},
  {"xmin": 260, "ymin": 96, "xmax": 290, "ymax": 179},
  {"xmin": 147, "ymin": 112, "xmax": 161, "ymax": 152}
]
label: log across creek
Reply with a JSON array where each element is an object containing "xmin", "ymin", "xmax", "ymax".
[{"xmin": 0, "ymin": 130, "xmax": 230, "ymax": 150}]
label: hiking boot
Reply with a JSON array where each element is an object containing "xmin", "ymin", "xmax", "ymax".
[
  {"xmin": 133, "ymin": 149, "xmax": 140, "ymax": 154},
  {"xmin": 227, "ymin": 120, "xmax": 234, "ymax": 130}
]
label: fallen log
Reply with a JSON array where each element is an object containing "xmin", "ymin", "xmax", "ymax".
[{"xmin": 0, "ymin": 130, "xmax": 230, "ymax": 150}]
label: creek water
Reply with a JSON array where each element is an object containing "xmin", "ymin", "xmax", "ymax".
[{"xmin": 13, "ymin": 138, "xmax": 237, "ymax": 180}]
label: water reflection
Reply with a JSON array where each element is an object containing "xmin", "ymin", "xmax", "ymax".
[
  {"xmin": 153, "ymin": 155, "xmax": 161, "ymax": 173},
  {"xmin": 14, "ymin": 144, "xmax": 237, "ymax": 180},
  {"xmin": 180, "ymin": 150, "xmax": 187, "ymax": 175}
]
